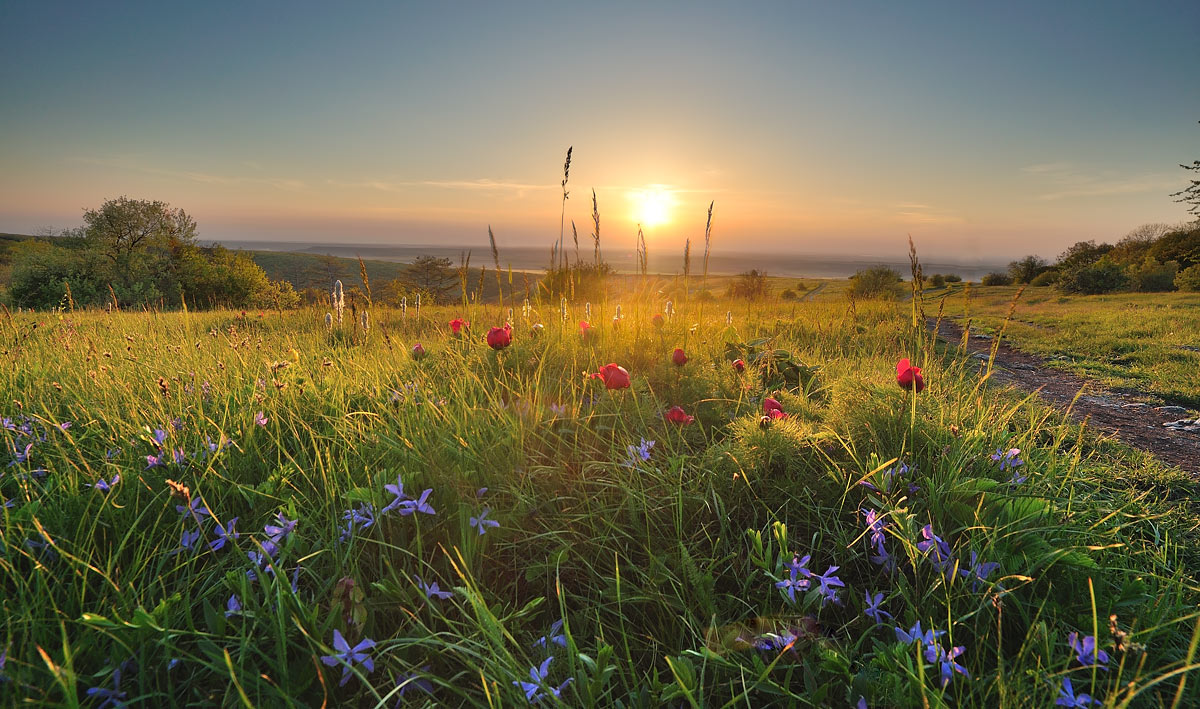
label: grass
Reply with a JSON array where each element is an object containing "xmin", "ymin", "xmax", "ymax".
[
  {"xmin": 0, "ymin": 292, "xmax": 1198, "ymax": 707},
  {"xmin": 934, "ymin": 285, "xmax": 1200, "ymax": 408}
]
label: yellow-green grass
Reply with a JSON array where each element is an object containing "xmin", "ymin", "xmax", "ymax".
[{"xmin": 0, "ymin": 296, "xmax": 1197, "ymax": 706}]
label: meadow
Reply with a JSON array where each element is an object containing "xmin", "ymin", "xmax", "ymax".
[
  {"xmin": 1, "ymin": 288, "xmax": 1198, "ymax": 707},
  {"xmin": 932, "ymin": 286, "xmax": 1200, "ymax": 408}
]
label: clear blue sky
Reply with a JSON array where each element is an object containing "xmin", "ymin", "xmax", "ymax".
[{"xmin": 2, "ymin": 1, "xmax": 1197, "ymax": 260}]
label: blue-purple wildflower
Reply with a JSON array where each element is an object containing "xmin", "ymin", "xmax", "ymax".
[
  {"xmin": 775, "ymin": 554, "xmax": 812, "ymax": 603},
  {"xmin": 990, "ymin": 447, "xmax": 1024, "ymax": 472},
  {"xmin": 399, "ymin": 488, "xmax": 436, "ymax": 516},
  {"xmin": 812, "ymin": 565, "xmax": 845, "ymax": 606},
  {"xmin": 623, "ymin": 438, "xmax": 655, "ymax": 467},
  {"xmin": 415, "ymin": 576, "xmax": 453, "ymax": 600},
  {"xmin": 340, "ymin": 504, "xmax": 376, "ymax": 542},
  {"xmin": 1068, "ymin": 632, "xmax": 1110, "ymax": 669},
  {"xmin": 225, "ymin": 594, "xmax": 242, "ymax": 618},
  {"xmin": 470, "ymin": 507, "xmax": 500, "ymax": 536},
  {"xmin": 209, "ymin": 517, "xmax": 240, "ymax": 551},
  {"xmin": 924, "ymin": 642, "xmax": 969, "ymax": 687},
  {"xmin": 1056, "ymin": 677, "xmax": 1100, "ymax": 706},
  {"xmin": 84, "ymin": 665, "xmax": 127, "ymax": 709},
  {"xmin": 89, "ymin": 474, "xmax": 121, "ymax": 492},
  {"xmin": 533, "ymin": 619, "xmax": 567, "ymax": 649},
  {"xmin": 320, "ymin": 629, "xmax": 375, "ymax": 686},
  {"xmin": 395, "ymin": 666, "xmax": 434, "ymax": 700},
  {"xmin": 863, "ymin": 591, "xmax": 892, "ymax": 624},
  {"xmin": 513, "ymin": 657, "xmax": 573, "ymax": 704},
  {"xmin": 917, "ymin": 524, "xmax": 955, "ymax": 579},
  {"xmin": 960, "ymin": 550, "xmax": 1000, "ymax": 590}
]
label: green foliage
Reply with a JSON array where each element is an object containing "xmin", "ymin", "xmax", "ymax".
[
  {"xmin": 1007, "ymin": 254, "xmax": 1048, "ymax": 283},
  {"xmin": 980, "ymin": 272, "xmax": 1012, "ymax": 286},
  {"xmin": 1057, "ymin": 259, "xmax": 1128, "ymax": 294},
  {"xmin": 927, "ymin": 273, "xmax": 945, "ymax": 288},
  {"xmin": 942, "ymin": 273, "xmax": 962, "ymax": 283},
  {"xmin": 1056, "ymin": 240, "xmax": 1114, "ymax": 271},
  {"xmin": 1148, "ymin": 223, "xmax": 1200, "ymax": 270},
  {"xmin": 1176, "ymin": 263, "xmax": 1200, "ymax": 292},
  {"xmin": 1127, "ymin": 256, "xmax": 1179, "ymax": 292},
  {"xmin": 848, "ymin": 265, "xmax": 902, "ymax": 299},
  {"xmin": 726, "ymin": 269, "xmax": 769, "ymax": 300},
  {"xmin": 1029, "ymin": 270, "xmax": 1059, "ymax": 287}
]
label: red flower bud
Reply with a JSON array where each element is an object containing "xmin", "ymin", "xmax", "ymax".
[
  {"xmin": 896, "ymin": 358, "xmax": 925, "ymax": 393},
  {"xmin": 762, "ymin": 397, "xmax": 788, "ymax": 420},
  {"xmin": 486, "ymin": 324, "xmax": 512, "ymax": 350},
  {"xmin": 591, "ymin": 363, "xmax": 631, "ymax": 390},
  {"xmin": 652, "ymin": 313, "xmax": 665, "ymax": 328},
  {"xmin": 449, "ymin": 318, "xmax": 469, "ymax": 335},
  {"xmin": 672, "ymin": 348, "xmax": 688, "ymax": 366},
  {"xmin": 411, "ymin": 343, "xmax": 427, "ymax": 360},
  {"xmin": 733, "ymin": 358, "xmax": 746, "ymax": 373},
  {"xmin": 665, "ymin": 405, "xmax": 695, "ymax": 425}
]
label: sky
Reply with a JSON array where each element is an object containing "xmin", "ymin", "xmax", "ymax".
[{"xmin": 1, "ymin": 1, "xmax": 1198, "ymax": 262}]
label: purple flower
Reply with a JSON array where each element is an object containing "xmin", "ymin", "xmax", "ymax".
[
  {"xmin": 89, "ymin": 474, "xmax": 121, "ymax": 492},
  {"xmin": 85, "ymin": 665, "xmax": 127, "ymax": 709},
  {"xmin": 415, "ymin": 576, "xmax": 453, "ymax": 600},
  {"xmin": 990, "ymin": 447, "xmax": 1024, "ymax": 472},
  {"xmin": 533, "ymin": 619, "xmax": 567, "ymax": 649},
  {"xmin": 145, "ymin": 453, "xmax": 164, "ymax": 470},
  {"xmin": 254, "ymin": 411, "xmax": 268, "ymax": 427},
  {"xmin": 58, "ymin": 421, "xmax": 72, "ymax": 432},
  {"xmin": 8, "ymin": 442, "xmax": 33, "ymax": 466},
  {"xmin": 812, "ymin": 565, "xmax": 845, "ymax": 606},
  {"xmin": 399, "ymin": 488, "xmax": 436, "ymax": 516},
  {"xmin": 225, "ymin": 594, "xmax": 242, "ymax": 618},
  {"xmin": 153, "ymin": 428, "xmax": 169, "ymax": 446},
  {"xmin": 171, "ymin": 417, "xmax": 183, "ymax": 431},
  {"xmin": 470, "ymin": 507, "xmax": 500, "ymax": 536},
  {"xmin": 513, "ymin": 656, "xmax": 573, "ymax": 704},
  {"xmin": 264, "ymin": 513, "xmax": 297, "ymax": 543},
  {"xmin": 623, "ymin": 438, "xmax": 655, "ymax": 467},
  {"xmin": 380, "ymin": 474, "xmax": 409, "ymax": 515},
  {"xmin": 775, "ymin": 554, "xmax": 812, "ymax": 603},
  {"xmin": 175, "ymin": 528, "xmax": 201, "ymax": 554},
  {"xmin": 105, "ymin": 448, "xmax": 122, "ymax": 460},
  {"xmin": 320, "ymin": 629, "xmax": 375, "ymax": 687},
  {"xmin": 172, "ymin": 448, "xmax": 187, "ymax": 465},
  {"xmin": 960, "ymin": 550, "xmax": 1000, "ymax": 590},
  {"xmin": 177, "ymin": 498, "xmax": 210, "ymax": 519},
  {"xmin": 925, "ymin": 642, "xmax": 969, "ymax": 687},
  {"xmin": 895, "ymin": 621, "xmax": 944, "ymax": 647},
  {"xmin": 340, "ymin": 504, "xmax": 376, "ymax": 542},
  {"xmin": 1068, "ymin": 632, "xmax": 1110, "ymax": 669},
  {"xmin": 863, "ymin": 591, "xmax": 892, "ymax": 624},
  {"xmin": 917, "ymin": 524, "xmax": 955, "ymax": 579},
  {"xmin": 209, "ymin": 517, "xmax": 240, "ymax": 551},
  {"xmin": 1056, "ymin": 677, "xmax": 1100, "ymax": 706},
  {"xmin": 395, "ymin": 666, "xmax": 434, "ymax": 700}
]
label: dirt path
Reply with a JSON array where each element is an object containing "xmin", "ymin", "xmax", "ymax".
[{"xmin": 933, "ymin": 318, "xmax": 1200, "ymax": 474}]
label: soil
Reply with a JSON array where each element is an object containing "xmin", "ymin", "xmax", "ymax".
[{"xmin": 932, "ymin": 318, "xmax": 1200, "ymax": 474}]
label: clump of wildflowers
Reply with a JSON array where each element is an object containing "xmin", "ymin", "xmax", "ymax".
[
  {"xmin": 623, "ymin": 438, "xmax": 655, "ymax": 468},
  {"xmin": 320, "ymin": 629, "xmax": 375, "ymax": 686},
  {"xmin": 513, "ymin": 657, "xmax": 572, "ymax": 704}
]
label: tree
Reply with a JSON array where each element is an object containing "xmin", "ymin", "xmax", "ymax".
[
  {"xmin": 1056, "ymin": 240, "xmax": 1112, "ymax": 271},
  {"xmin": 1057, "ymin": 259, "xmax": 1127, "ymax": 294},
  {"xmin": 307, "ymin": 254, "xmax": 346, "ymax": 290},
  {"xmin": 981, "ymin": 272, "xmax": 1013, "ymax": 286},
  {"xmin": 1147, "ymin": 223, "xmax": 1200, "ymax": 270},
  {"xmin": 726, "ymin": 269, "xmax": 769, "ymax": 300},
  {"xmin": 400, "ymin": 256, "xmax": 458, "ymax": 303},
  {"xmin": 1006, "ymin": 255, "xmax": 1048, "ymax": 284},
  {"xmin": 1170, "ymin": 121, "xmax": 1200, "ymax": 217},
  {"xmin": 848, "ymin": 266, "xmax": 902, "ymax": 299}
]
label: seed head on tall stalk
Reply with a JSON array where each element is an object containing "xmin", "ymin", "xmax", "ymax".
[
  {"xmin": 489, "ymin": 226, "xmax": 503, "ymax": 308},
  {"xmin": 559, "ymin": 146, "xmax": 572, "ymax": 271}
]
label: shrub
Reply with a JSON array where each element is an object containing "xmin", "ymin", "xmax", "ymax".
[
  {"xmin": 1127, "ymin": 257, "xmax": 1178, "ymax": 292},
  {"xmin": 1029, "ymin": 270, "xmax": 1059, "ymax": 287},
  {"xmin": 779, "ymin": 289, "xmax": 798, "ymax": 301},
  {"xmin": 726, "ymin": 269, "xmax": 769, "ymax": 300},
  {"xmin": 1176, "ymin": 264, "xmax": 1200, "ymax": 292},
  {"xmin": 928, "ymin": 274, "xmax": 945, "ymax": 288},
  {"xmin": 942, "ymin": 273, "xmax": 962, "ymax": 283},
  {"xmin": 1057, "ymin": 260, "xmax": 1128, "ymax": 294},
  {"xmin": 1007, "ymin": 255, "xmax": 1049, "ymax": 283},
  {"xmin": 981, "ymin": 272, "xmax": 1012, "ymax": 286},
  {"xmin": 848, "ymin": 266, "xmax": 902, "ymax": 299}
]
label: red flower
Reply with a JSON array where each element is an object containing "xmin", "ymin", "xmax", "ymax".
[
  {"xmin": 652, "ymin": 313, "xmax": 665, "ymax": 328},
  {"xmin": 579, "ymin": 320, "xmax": 593, "ymax": 339},
  {"xmin": 591, "ymin": 363, "xmax": 631, "ymax": 390},
  {"xmin": 486, "ymin": 324, "xmax": 512, "ymax": 350},
  {"xmin": 896, "ymin": 358, "xmax": 925, "ymax": 393},
  {"xmin": 762, "ymin": 397, "xmax": 788, "ymax": 420},
  {"xmin": 733, "ymin": 358, "xmax": 746, "ymax": 373},
  {"xmin": 665, "ymin": 406, "xmax": 695, "ymax": 425},
  {"xmin": 672, "ymin": 348, "xmax": 688, "ymax": 366},
  {"xmin": 449, "ymin": 318, "xmax": 469, "ymax": 335},
  {"xmin": 411, "ymin": 343, "xmax": 427, "ymax": 360}
]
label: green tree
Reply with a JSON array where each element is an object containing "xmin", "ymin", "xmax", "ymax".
[
  {"xmin": 1006, "ymin": 255, "xmax": 1048, "ymax": 284},
  {"xmin": 1170, "ymin": 121, "xmax": 1200, "ymax": 217},
  {"xmin": 726, "ymin": 269, "xmax": 769, "ymax": 300},
  {"xmin": 848, "ymin": 266, "xmax": 902, "ymax": 299},
  {"xmin": 400, "ymin": 256, "xmax": 458, "ymax": 303},
  {"xmin": 1056, "ymin": 240, "xmax": 1113, "ymax": 271}
]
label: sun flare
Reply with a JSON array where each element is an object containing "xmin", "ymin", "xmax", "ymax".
[{"xmin": 630, "ymin": 187, "xmax": 674, "ymax": 227}]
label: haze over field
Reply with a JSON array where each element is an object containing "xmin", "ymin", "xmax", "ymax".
[{"xmin": 2, "ymin": 1, "xmax": 1198, "ymax": 262}]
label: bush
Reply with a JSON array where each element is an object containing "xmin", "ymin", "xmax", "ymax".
[
  {"xmin": 1029, "ymin": 270, "xmax": 1059, "ymax": 287},
  {"xmin": 1176, "ymin": 264, "xmax": 1200, "ymax": 292},
  {"xmin": 980, "ymin": 272, "xmax": 1012, "ymax": 286},
  {"xmin": 943, "ymin": 273, "xmax": 962, "ymax": 283},
  {"xmin": 848, "ymin": 266, "xmax": 902, "ymax": 299},
  {"xmin": 1148, "ymin": 223, "xmax": 1200, "ymax": 270},
  {"xmin": 1127, "ymin": 257, "xmax": 1179, "ymax": 292},
  {"xmin": 779, "ymin": 289, "xmax": 798, "ymax": 301},
  {"xmin": 928, "ymin": 274, "xmax": 945, "ymax": 288},
  {"xmin": 726, "ymin": 269, "xmax": 769, "ymax": 300},
  {"xmin": 1057, "ymin": 260, "xmax": 1128, "ymax": 294}
]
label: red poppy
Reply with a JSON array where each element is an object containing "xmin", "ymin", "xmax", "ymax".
[
  {"xmin": 665, "ymin": 406, "xmax": 695, "ymax": 425},
  {"xmin": 652, "ymin": 313, "xmax": 665, "ymax": 328},
  {"xmin": 579, "ymin": 320, "xmax": 593, "ymax": 339},
  {"xmin": 591, "ymin": 363, "xmax": 631, "ymax": 390},
  {"xmin": 896, "ymin": 358, "xmax": 925, "ymax": 393},
  {"xmin": 671, "ymin": 348, "xmax": 688, "ymax": 367},
  {"xmin": 449, "ymin": 318, "xmax": 469, "ymax": 335},
  {"xmin": 411, "ymin": 343, "xmax": 427, "ymax": 360},
  {"xmin": 762, "ymin": 397, "xmax": 788, "ymax": 420},
  {"xmin": 486, "ymin": 324, "xmax": 512, "ymax": 350},
  {"xmin": 733, "ymin": 358, "xmax": 746, "ymax": 373}
]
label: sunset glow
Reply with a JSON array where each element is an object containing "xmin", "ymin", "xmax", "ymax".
[{"xmin": 630, "ymin": 187, "xmax": 675, "ymax": 228}]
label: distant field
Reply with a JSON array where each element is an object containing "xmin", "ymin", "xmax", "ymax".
[{"xmin": 933, "ymin": 286, "xmax": 1200, "ymax": 407}]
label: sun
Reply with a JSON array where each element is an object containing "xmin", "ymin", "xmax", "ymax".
[{"xmin": 630, "ymin": 187, "xmax": 674, "ymax": 227}]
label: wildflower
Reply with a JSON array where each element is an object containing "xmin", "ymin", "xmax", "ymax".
[
  {"xmin": 671, "ymin": 348, "xmax": 688, "ymax": 366},
  {"xmin": 990, "ymin": 447, "xmax": 1025, "ymax": 472},
  {"xmin": 58, "ymin": 421, "xmax": 73, "ymax": 432},
  {"xmin": 1056, "ymin": 677, "xmax": 1101, "ymax": 707},
  {"xmin": 665, "ymin": 406, "xmax": 695, "ymax": 425},
  {"xmin": 762, "ymin": 397, "xmax": 788, "ymax": 420},
  {"xmin": 395, "ymin": 666, "xmax": 434, "ymax": 699},
  {"xmin": 470, "ymin": 507, "xmax": 500, "ymax": 536},
  {"xmin": 591, "ymin": 363, "xmax": 631, "ymax": 390},
  {"xmin": 776, "ymin": 554, "xmax": 812, "ymax": 603},
  {"xmin": 177, "ymin": 497, "xmax": 210, "ymax": 519},
  {"xmin": 264, "ymin": 513, "xmax": 297, "ymax": 544},
  {"xmin": 895, "ymin": 621, "xmax": 945, "ymax": 647},
  {"xmin": 579, "ymin": 320, "xmax": 593, "ymax": 339},
  {"xmin": 925, "ymin": 642, "xmax": 969, "ymax": 687},
  {"xmin": 225, "ymin": 594, "xmax": 242, "ymax": 618},
  {"xmin": 399, "ymin": 488, "xmax": 436, "ymax": 516},
  {"xmin": 415, "ymin": 576, "xmax": 453, "ymax": 600},
  {"xmin": 623, "ymin": 438, "xmax": 655, "ymax": 467},
  {"xmin": 8, "ymin": 442, "xmax": 33, "ymax": 466},
  {"xmin": 145, "ymin": 453, "xmax": 164, "ymax": 469},
  {"xmin": 732, "ymin": 358, "xmax": 746, "ymax": 373},
  {"xmin": 917, "ymin": 524, "xmax": 955, "ymax": 578},
  {"xmin": 254, "ymin": 411, "xmax": 268, "ymax": 427},
  {"xmin": 411, "ymin": 342, "xmax": 427, "ymax": 360},
  {"xmin": 863, "ymin": 591, "xmax": 892, "ymax": 624},
  {"xmin": 340, "ymin": 504, "xmax": 376, "ymax": 542},
  {"xmin": 487, "ymin": 324, "xmax": 513, "ymax": 350},
  {"xmin": 652, "ymin": 313, "xmax": 664, "ymax": 328},
  {"xmin": 1068, "ymin": 632, "xmax": 1110, "ymax": 669},
  {"xmin": 89, "ymin": 474, "xmax": 121, "ymax": 492},
  {"xmin": 153, "ymin": 428, "xmax": 169, "ymax": 446},
  {"xmin": 85, "ymin": 665, "xmax": 127, "ymax": 709},
  {"xmin": 1009, "ymin": 470, "xmax": 1029, "ymax": 485},
  {"xmin": 513, "ymin": 657, "xmax": 573, "ymax": 704},
  {"xmin": 449, "ymin": 318, "xmax": 469, "ymax": 336},
  {"xmin": 548, "ymin": 402, "xmax": 568, "ymax": 417},
  {"xmin": 896, "ymin": 358, "xmax": 925, "ymax": 392},
  {"xmin": 105, "ymin": 448, "xmax": 121, "ymax": 460},
  {"xmin": 530, "ymin": 323, "xmax": 544, "ymax": 337},
  {"xmin": 960, "ymin": 550, "xmax": 1000, "ymax": 590},
  {"xmin": 534, "ymin": 619, "xmax": 568, "ymax": 649},
  {"xmin": 172, "ymin": 448, "xmax": 187, "ymax": 465},
  {"xmin": 320, "ymin": 629, "xmax": 376, "ymax": 687},
  {"xmin": 209, "ymin": 517, "xmax": 240, "ymax": 551},
  {"xmin": 753, "ymin": 628, "xmax": 802, "ymax": 652},
  {"xmin": 812, "ymin": 565, "xmax": 845, "ymax": 605}
]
